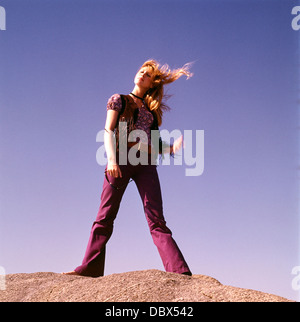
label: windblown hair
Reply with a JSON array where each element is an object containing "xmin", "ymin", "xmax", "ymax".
[{"xmin": 140, "ymin": 59, "xmax": 193, "ymax": 126}]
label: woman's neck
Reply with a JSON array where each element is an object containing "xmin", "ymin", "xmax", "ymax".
[{"xmin": 131, "ymin": 86, "xmax": 146, "ymax": 99}]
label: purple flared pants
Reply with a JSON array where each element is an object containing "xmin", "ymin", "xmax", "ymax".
[{"xmin": 75, "ymin": 161, "xmax": 191, "ymax": 277}]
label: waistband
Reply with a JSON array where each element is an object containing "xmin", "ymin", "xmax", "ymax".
[{"xmin": 116, "ymin": 142, "xmax": 159, "ymax": 165}]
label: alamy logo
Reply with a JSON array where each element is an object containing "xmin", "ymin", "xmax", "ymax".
[
  {"xmin": 96, "ymin": 123, "xmax": 204, "ymax": 177},
  {"xmin": 0, "ymin": 266, "xmax": 5, "ymax": 291},
  {"xmin": 291, "ymin": 6, "xmax": 300, "ymax": 30},
  {"xmin": 0, "ymin": 6, "xmax": 6, "ymax": 31},
  {"xmin": 292, "ymin": 266, "xmax": 300, "ymax": 291}
]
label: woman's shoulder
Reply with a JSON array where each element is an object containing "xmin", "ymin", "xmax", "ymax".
[
  {"xmin": 107, "ymin": 93, "xmax": 122, "ymax": 103},
  {"xmin": 106, "ymin": 93, "xmax": 123, "ymax": 112}
]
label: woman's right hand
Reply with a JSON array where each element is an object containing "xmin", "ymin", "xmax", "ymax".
[{"xmin": 106, "ymin": 163, "xmax": 122, "ymax": 178}]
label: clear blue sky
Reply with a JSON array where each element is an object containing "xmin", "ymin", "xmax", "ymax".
[{"xmin": 0, "ymin": 0, "xmax": 299, "ymax": 301}]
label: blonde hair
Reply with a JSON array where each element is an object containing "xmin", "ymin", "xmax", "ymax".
[{"xmin": 140, "ymin": 59, "xmax": 193, "ymax": 126}]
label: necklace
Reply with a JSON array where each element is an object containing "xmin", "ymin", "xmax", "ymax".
[{"xmin": 130, "ymin": 92, "xmax": 144, "ymax": 101}]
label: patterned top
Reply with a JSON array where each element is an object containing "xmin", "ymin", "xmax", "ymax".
[{"xmin": 107, "ymin": 94, "xmax": 154, "ymax": 145}]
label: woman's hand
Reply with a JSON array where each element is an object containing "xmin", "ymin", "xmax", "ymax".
[
  {"xmin": 172, "ymin": 135, "xmax": 184, "ymax": 154},
  {"xmin": 106, "ymin": 163, "xmax": 122, "ymax": 178}
]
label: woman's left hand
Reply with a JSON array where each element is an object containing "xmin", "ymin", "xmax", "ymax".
[{"xmin": 172, "ymin": 135, "xmax": 183, "ymax": 154}]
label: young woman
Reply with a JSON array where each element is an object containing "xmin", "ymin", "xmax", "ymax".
[{"xmin": 64, "ymin": 59, "xmax": 193, "ymax": 277}]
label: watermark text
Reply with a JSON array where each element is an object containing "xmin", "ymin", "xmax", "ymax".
[
  {"xmin": 96, "ymin": 123, "xmax": 204, "ymax": 177},
  {"xmin": 0, "ymin": 5, "xmax": 6, "ymax": 31},
  {"xmin": 291, "ymin": 6, "xmax": 300, "ymax": 30},
  {"xmin": 0, "ymin": 266, "xmax": 5, "ymax": 291},
  {"xmin": 292, "ymin": 266, "xmax": 300, "ymax": 291}
]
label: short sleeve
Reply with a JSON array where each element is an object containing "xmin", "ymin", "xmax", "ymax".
[{"xmin": 106, "ymin": 94, "xmax": 123, "ymax": 113}]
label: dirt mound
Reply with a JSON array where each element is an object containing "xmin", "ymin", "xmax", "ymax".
[{"xmin": 0, "ymin": 269, "xmax": 293, "ymax": 302}]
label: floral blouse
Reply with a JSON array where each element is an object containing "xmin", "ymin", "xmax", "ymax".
[{"xmin": 107, "ymin": 94, "xmax": 154, "ymax": 145}]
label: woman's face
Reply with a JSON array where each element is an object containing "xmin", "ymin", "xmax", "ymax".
[{"xmin": 134, "ymin": 67, "xmax": 154, "ymax": 91}]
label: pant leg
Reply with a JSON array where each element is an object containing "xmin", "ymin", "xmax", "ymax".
[
  {"xmin": 133, "ymin": 165, "xmax": 191, "ymax": 275},
  {"xmin": 75, "ymin": 165, "xmax": 131, "ymax": 277}
]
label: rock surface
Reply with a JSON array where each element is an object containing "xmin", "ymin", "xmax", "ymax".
[{"xmin": 0, "ymin": 269, "xmax": 293, "ymax": 302}]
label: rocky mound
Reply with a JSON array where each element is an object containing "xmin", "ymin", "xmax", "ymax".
[{"xmin": 0, "ymin": 269, "xmax": 293, "ymax": 302}]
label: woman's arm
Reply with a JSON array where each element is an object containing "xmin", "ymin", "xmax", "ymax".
[{"xmin": 104, "ymin": 110, "xmax": 122, "ymax": 178}]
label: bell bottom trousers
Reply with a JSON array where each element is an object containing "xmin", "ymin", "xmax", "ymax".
[{"xmin": 74, "ymin": 162, "xmax": 191, "ymax": 277}]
